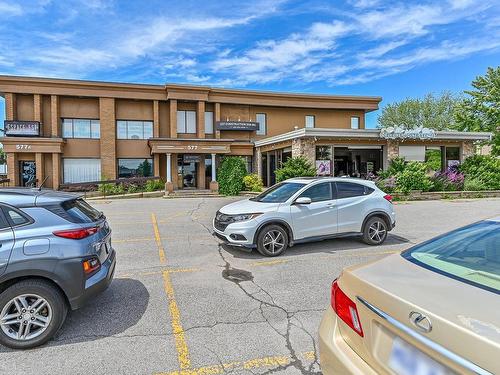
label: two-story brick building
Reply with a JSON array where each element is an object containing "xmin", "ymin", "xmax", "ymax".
[{"xmin": 0, "ymin": 75, "xmax": 491, "ymax": 191}]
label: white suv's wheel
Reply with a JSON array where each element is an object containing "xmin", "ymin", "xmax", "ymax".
[
  {"xmin": 362, "ymin": 217, "xmax": 388, "ymax": 245},
  {"xmin": 256, "ymin": 225, "xmax": 288, "ymax": 257},
  {"xmin": 0, "ymin": 280, "xmax": 67, "ymax": 349}
]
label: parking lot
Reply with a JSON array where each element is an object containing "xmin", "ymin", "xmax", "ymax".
[{"xmin": 1, "ymin": 197, "xmax": 499, "ymax": 374}]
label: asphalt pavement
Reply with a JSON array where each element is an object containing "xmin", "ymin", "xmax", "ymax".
[{"xmin": 1, "ymin": 197, "xmax": 499, "ymax": 374}]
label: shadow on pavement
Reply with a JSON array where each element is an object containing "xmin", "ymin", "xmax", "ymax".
[
  {"xmin": 222, "ymin": 233, "xmax": 411, "ymax": 259},
  {"xmin": 0, "ymin": 278, "xmax": 149, "ymax": 352}
]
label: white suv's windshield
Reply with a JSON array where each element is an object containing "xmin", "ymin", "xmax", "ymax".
[
  {"xmin": 403, "ymin": 220, "xmax": 500, "ymax": 294},
  {"xmin": 251, "ymin": 182, "xmax": 305, "ymax": 203}
]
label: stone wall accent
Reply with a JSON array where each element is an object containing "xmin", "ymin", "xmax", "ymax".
[
  {"xmin": 5, "ymin": 93, "xmax": 16, "ymax": 120},
  {"xmin": 50, "ymin": 95, "xmax": 60, "ymax": 137},
  {"xmin": 291, "ymin": 137, "xmax": 316, "ymax": 165},
  {"xmin": 99, "ymin": 97, "xmax": 116, "ymax": 179},
  {"xmin": 197, "ymin": 101, "xmax": 205, "ymax": 138},
  {"xmin": 387, "ymin": 140, "xmax": 399, "ymax": 160},
  {"xmin": 461, "ymin": 141, "xmax": 475, "ymax": 161}
]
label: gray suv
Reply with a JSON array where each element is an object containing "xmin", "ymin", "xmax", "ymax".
[{"xmin": 0, "ymin": 188, "xmax": 115, "ymax": 349}]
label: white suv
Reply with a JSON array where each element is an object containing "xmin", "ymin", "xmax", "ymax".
[{"xmin": 213, "ymin": 177, "xmax": 396, "ymax": 256}]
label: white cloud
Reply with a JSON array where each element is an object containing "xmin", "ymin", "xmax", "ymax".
[{"xmin": 0, "ymin": 1, "xmax": 23, "ymax": 16}]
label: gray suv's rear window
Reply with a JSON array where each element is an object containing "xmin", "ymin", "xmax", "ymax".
[{"xmin": 61, "ymin": 199, "xmax": 102, "ymax": 223}]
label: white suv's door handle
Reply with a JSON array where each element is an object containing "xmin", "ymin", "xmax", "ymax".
[{"xmin": 327, "ymin": 203, "xmax": 336, "ymax": 208}]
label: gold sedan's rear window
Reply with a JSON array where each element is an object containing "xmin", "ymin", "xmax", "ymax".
[{"xmin": 403, "ymin": 221, "xmax": 500, "ymax": 294}]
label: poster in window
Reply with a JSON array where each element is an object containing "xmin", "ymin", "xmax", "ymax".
[
  {"xmin": 447, "ymin": 160, "xmax": 460, "ymax": 167},
  {"xmin": 366, "ymin": 162, "xmax": 374, "ymax": 173},
  {"xmin": 21, "ymin": 161, "xmax": 36, "ymax": 187},
  {"xmin": 316, "ymin": 160, "xmax": 331, "ymax": 176}
]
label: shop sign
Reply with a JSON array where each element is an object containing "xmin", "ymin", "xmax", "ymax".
[
  {"xmin": 316, "ymin": 160, "xmax": 331, "ymax": 176},
  {"xmin": 216, "ymin": 121, "xmax": 259, "ymax": 131},
  {"xmin": 4, "ymin": 121, "xmax": 40, "ymax": 137},
  {"xmin": 183, "ymin": 155, "xmax": 201, "ymax": 163},
  {"xmin": 380, "ymin": 126, "xmax": 436, "ymax": 140}
]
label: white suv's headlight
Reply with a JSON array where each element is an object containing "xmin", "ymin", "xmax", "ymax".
[{"xmin": 231, "ymin": 213, "xmax": 263, "ymax": 222}]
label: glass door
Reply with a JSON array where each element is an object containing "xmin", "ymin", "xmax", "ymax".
[
  {"xmin": 20, "ymin": 161, "xmax": 36, "ymax": 187},
  {"xmin": 178, "ymin": 155, "xmax": 198, "ymax": 189}
]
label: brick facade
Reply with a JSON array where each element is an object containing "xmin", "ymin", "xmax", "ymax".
[
  {"xmin": 461, "ymin": 140, "xmax": 475, "ymax": 160},
  {"xmin": 5, "ymin": 93, "xmax": 15, "ymax": 120},
  {"xmin": 99, "ymin": 97, "xmax": 116, "ymax": 180}
]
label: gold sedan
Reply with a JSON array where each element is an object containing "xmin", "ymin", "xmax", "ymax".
[{"xmin": 319, "ymin": 218, "xmax": 500, "ymax": 375}]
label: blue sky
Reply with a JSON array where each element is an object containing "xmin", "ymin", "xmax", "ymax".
[{"xmin": 0, "ymin": 0, "xmax": 499, "ymax": 128}]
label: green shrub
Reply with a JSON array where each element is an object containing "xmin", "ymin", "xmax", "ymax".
[
  {"xmin": 463, "ymin": 178, "xmax": 488, "ymax": 191},
  {"xmin": 112, "ymin": 184, "xmax": 125, "ymax": 195},
  {"xmin": 98, "ymin": 183, "xmax": 115, "ymax": 195},
  {"xmin": 218, "ymin": 157, "xmax": 247, "ymax": 196},
  {"xmin": 459, "ymin": 155, "xmax": 500, "ymax": 190},
  {"xmin": 377, "ymin": 157, "xmax": 407, "ymax": 179},
  {"xmin": 275, "ymin": 157, "xmax": 316, "ymax": 183},
  {"xmin": 243, "ymin": 174, "xmax": 263, "ymax": 192},
  {"xmin": 425, "ymin": 149, "xmax": 442, "ymax": 171},
  {"xmin": 395, "ymin": 162, "xmax": 433, "ymax": 193},
  {"xmin": 127, "ymin": 184, "xmax": 140, "ymax": 194},
  {"xmin": 145, "ymin": 179, "xmax": 164, "ymax": 192}
]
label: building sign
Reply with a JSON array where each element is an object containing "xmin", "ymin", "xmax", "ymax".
[
  {"xmin": 316, "ymin": 160, "xmax": 331, "ymax": 176},
  {"xmin": 4, "ymin": 121, "xmax": 40, "ymax": 137},
  {"xmin": 183, "ymin": 155, "xmax": 201, "ymax": 163},
  {"xmin": 216, "ymin": 121, "xmax": 259, "ymax": 131},
  {"xmin": 380, "ymin": 126, "xmax": 436, "ymax": 140}
]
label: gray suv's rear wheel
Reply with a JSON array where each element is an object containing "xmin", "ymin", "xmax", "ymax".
[
  {"xmin": 0, "ymin": 279, "xmax": 67, "ymax": 349},
  {"xmin": 362, "ymin": 216, "xmax": 388, "ymax": 245},
  {"xmin": 256, "ymin": 225, "xmax": 288, "ymax": 257}
]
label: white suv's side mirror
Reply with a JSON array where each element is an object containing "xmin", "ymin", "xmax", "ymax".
[{"xmin": 295, "ymin": 197, "xmax": 312, "ymax": 205}]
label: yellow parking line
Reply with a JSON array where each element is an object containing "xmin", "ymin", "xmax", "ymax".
[
  {"xmin": 118, "ymin": 268, "xmax": 200, "ymax": 278},
  {"xmin": 113, "ymin": 237, "xmax": 155, "ymax": 243},
  {"xmin": 151, "ymin": 213, "xmax": 191, "ymax": 370},
  {"xmin": 152, "ymin": 213, "xmax": 167, "ymax": 264},
  {"xmin": 250, "ymin": 259, "xmax": 290, "ymax": 267},
  {"xmin": 155, "ymin": 351, "xmax": 315, "ymax": 375}
]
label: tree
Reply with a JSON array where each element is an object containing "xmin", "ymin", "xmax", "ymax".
[
  {"xmin": 0, "ymin": 148, "xmax": 5, "ymax": 165},
  {"xmin": 217, "ymin": 156, "xmax": 247, "ymax": 196},
  {"xmin": 378, "ymin": 92, "xmax": 459, "ymax": 130},
  {"xmin": 454, "ymin": 66, "xmax": 500, "ymax": 156},
  {"xmin": 275, "ymin": 156, "xmax": 316, "ymax": 182}
]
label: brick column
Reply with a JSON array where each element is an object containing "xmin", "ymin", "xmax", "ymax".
[
  {"xmin": 291, "ymin": 137, "xmax": 316, "ymax": 166},
  {"xmin": 214, "ymin": 102, "xmax": 221, "ymax": 139},
  {"xmin": 197, "ymin": 158, "xmax": 205, "ymax": 189},
  {"xmin": 6, "ymin": 153, "xmax": 18, "ymax": 186},
  {"xmin": 99, "ymin": 98, "xmax": 116, "ymax": 180},
  {"xmin": 461, "ymin": 141, "xmax": 475, "ymax": 161},
  {"xmin": 196, "ymin": 101, "xmax": 205, "ymax": 138},
  {"xmin": 153, "ymin": 100, "xmax": 160, "ymax": 137},
  {"xmin": 35, "ymin": 153, "xmax": 44, "ymax": 187},
  {"xmin": 50, "ymin": 95, "xmax": 60, "ymax": 137},
  {"xmin": 386, "ymin": 140, "xmax": 399, "ymax": 160},
  {"xmin": 52, "ymin": 153, "xmax": 61, "ymax": 190},
  {"xmin": 169, "ymin": 99, "xmax": 177, "ymax": 138},
  {"xmin": 33, "ymin": 94, "xmax": 42, "ymax": 122},
  {"xmin": 255, "ymin": 147, "xmax": 262, "ymax": 178},
  {"xmin": 5, "ymin": 93, "xmax": 16, "ymax": 120}
]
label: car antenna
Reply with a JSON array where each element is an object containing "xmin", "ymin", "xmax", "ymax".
[{"xmin": 38, "ymin": 175, "xmax": 50, "ymax": 191}]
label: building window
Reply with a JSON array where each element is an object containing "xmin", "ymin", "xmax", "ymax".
[
  {"xmin": 177, "ymin": 110, "xmax": 196, "ymax": 134},
  {"xmin": 256, "ymin": 113, "xmax": 266, "ymax": 135},
  {"xmin": 63, "ymin": 159, "xmax": 101, "ymax": 183},
  {"xmin": 205, "ymin": 112, "xmax": 214, "ymax": 134},
  {"xmin": 351, "ymin": 117, "xmax": 360, "ymax": 129},
  {"xmin": 118, "ymin": 158, "xmax": 153, "ymax": 178},
  {"xmin": 116, "ymin": 120, "xmax": 153, "ymax": 140},
  {"xmin": 305, "ymin": 115, "xmax": 315, "ymax": 128},
  {"xmin": 62, "ymin": 119, "xmax": 100, "ymax": 139}
]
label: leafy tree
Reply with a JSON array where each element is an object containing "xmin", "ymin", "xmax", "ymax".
[
  {"xmin": 275, "ymin": 156, "xmax": 316, "ymax": 182},
  {"xmin": 378, "ymin": 92, "xmax": 459, "ymax": 130},
  {"xmin": 217, "ymin": 156, "xmax": 247, "ymax": 196},
  {"xmin": 138, "ymin": 159, "xmax": 152, "ymax": 176},
  {"xmin": 0, "ymin": 148, "xmax": 5, "ymax": 165},
  {"xmin": 454, "ymin": 66, "xmax": 500, "ymax": 156}
]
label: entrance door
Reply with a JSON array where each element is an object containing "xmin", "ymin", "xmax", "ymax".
[
  {"xmin": 178, "ymin": 155, "xmax": 198, "ymax": 189},
  {"xmin": 20, "ymin": 161, "xmax": 36, "ymax": 187}
]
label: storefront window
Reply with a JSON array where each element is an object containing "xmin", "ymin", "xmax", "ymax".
[
  {"xmin": 116, "ymin": 120, "xmax": 153, "ymax": 140},
  {"xmin": 118, "ymin": 159, "xmax": 153, "ymax": 178},
  {"xmin": 425, "ymin": 147, "xmax": 442, "ymax": 171},
  {"xmin": 316, "ymin": 146, "xmax": 333, "ymax": 176},
  {"xmin": 445, "ymin": 147, "xmax": 460, "ymax": 168},
  {"xmin": 62, "ymin": 119, "xmax": 100, "ymax": 139},
  {"xmin": 63, "ymin": 158, "xmax": 101, "ymax": 183}
]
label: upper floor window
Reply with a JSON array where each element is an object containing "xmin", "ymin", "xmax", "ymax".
[
  {"xmin": 305, "ymin": 115, "xmax": 315, "ymax": 128},
  {"xmin": 205, "ymin": 112, "xmax": 214, "ymax": 134},
  {"xmin": 256, "ymin": 113, "xmax": 267, "ymax": 135},
  {"xmin": 117, "ymin": 120, "xmax": 153, "ymax": 140},
  {"xmin": 351, "ymin": 116, "xmax": 360, "ymax": 129},
  {"xmin": 177, "ymin": 110, "xmax": 196, "ymax": 134},
  {"xmin": 62, "ymin": 119, "xmax": 100, "ymax": 139}
]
